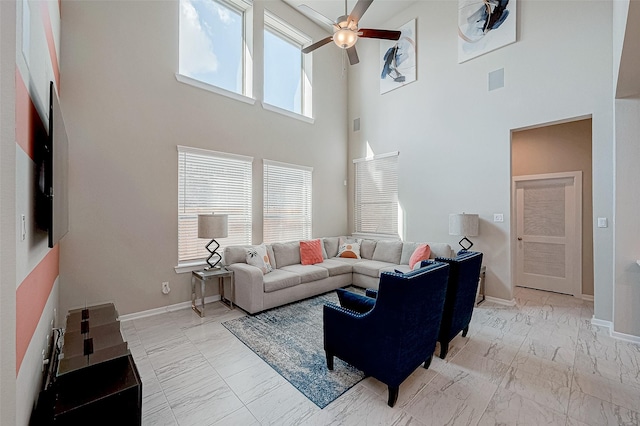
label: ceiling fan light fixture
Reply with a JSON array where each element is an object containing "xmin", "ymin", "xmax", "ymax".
[{"xmin": 333, "ymin": 28, "xmax": 358, "ymax": 49}]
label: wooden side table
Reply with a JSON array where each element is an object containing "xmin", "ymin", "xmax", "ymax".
[{"xmin": 191, "ymin": 267, "xmax": 234, "ymax": 317}]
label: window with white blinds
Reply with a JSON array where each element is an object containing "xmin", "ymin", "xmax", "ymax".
[
  {"xmin": 263, "ymin": 159, "xmax": 312, "ymax": 243},
  {"xmin": 177, "ymin": 146, "xmax": 253, "ymax": 264},
  {"xmin": 354, "ymin": 152, "xmax": 399, "ymax": 235}
]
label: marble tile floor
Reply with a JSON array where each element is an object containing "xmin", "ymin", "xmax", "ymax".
[{"xmin": 122, "ymin": 287, "xmax": 640, "ymax": 426}]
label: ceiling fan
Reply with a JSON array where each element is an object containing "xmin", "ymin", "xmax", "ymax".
[{"xmin": 299, "ymin": 0, "xmax": 401, "ymax": 65}]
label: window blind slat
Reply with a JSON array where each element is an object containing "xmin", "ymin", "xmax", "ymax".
[
  {"xmin": 178, "ymin": 149, "xmax": 253, "ymax": 263},
  {"xmin": 263, "ymin": 161, "xmax": 312, "ymax": 243},
  {"xmin": 354, "ymin": 153, "xmax": 398, "ymax": 235}
]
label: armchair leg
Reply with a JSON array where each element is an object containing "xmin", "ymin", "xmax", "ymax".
[
  {"xmin": 326, "ymin": 352, "xmax": 334, "ymax": 370},
  {"xmin": 387, "ymin": 386, "xmax": 399, "ymax": 407},
  {"xmin": 423, "ymin": 355, "xmax": 433, "ymax": 369},
  {"xmin": 439, "ymin": 341, "xmax": 449, "ymax": 359},
  {"xmin": 462, "ymin": 326, "xmax": 469, "ymax": 337}
]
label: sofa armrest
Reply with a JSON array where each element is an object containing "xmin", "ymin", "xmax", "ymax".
[{"xmin": 226, "ymin": 263, "xmax": 265, "ymax": 314}]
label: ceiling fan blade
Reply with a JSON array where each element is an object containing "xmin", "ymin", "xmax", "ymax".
[
  {"xmin": 346, "ymin": 46, "xmax": 359, "ymax": 65},
  {"xmin": 302, "ymin": 36, "xmax": 333, "ymax": 54},
  {"xmin": 359, "ymin": 29, "xmax": 401, "ymax": 40},
  {"xmin": 299, "ymin": 5, "xmax": 337, "ymax": 30},
  {"xmin": 348, "ymin": 0, "xmax": 374, "ymax": 24}
]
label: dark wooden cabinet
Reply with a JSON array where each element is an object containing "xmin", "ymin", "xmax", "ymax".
[{"xmin": 33, "ymin": 303, "xmax": 142, "ymax": 425}]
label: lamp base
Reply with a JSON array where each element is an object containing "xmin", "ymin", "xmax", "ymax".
[
  {"xmin": 458, "ymin": 237, "xmax": 474, "ymax": 251},
  {"xmin": 205, "ymin": 239, "xmax": 222, "ymax": 269}
]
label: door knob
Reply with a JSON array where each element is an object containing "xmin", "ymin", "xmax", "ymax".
[{"xmin": 517, "ymin": 237, "xmax": 522, "ymax": 241}]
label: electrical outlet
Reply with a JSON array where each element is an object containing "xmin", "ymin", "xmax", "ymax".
[
  {"xmin": 162, "ymin": 282, "xmax": 170, "ymax": 294},
  {"xmin": 21, "ymin": 214, "xmax": 26, "ymax": 241},
  {"xmin": 493, "ymin": 213, "xmax": 504, "ymax": 223}
]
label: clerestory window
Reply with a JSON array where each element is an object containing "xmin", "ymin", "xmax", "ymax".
[{"xmin": 178, "ymin": 0, "xmax": 252, "ymax": 98}]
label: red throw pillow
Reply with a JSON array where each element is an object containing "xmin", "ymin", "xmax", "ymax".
[
  {"xmin": 409, "ymin": 244, "xmax": 431, "ymax": 269},
  {"xmin": 300, "ymin": 239, "xmax": 324, "ymax": 265}
]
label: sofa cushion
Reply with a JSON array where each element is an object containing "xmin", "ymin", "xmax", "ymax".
[
  {"xmin": 337, "ymin": 237, "xmax": 361, "ymax": 259},
  {"xmin": 280, "ymin": 264, "xmax": 329, "ymax": 284},
  {"xmin": 428, "ymin": 243, "xmax": 453, "ymax": 259},
  {"xmin": 315, "ymin": 259, "xmax": 353, "ymax": 276},
  {"xmin": 380, "ymin": 264, "xmax": 412, "ymax": 276},
  {"xmin": 245, "ymin": 244, "xmax": 273, "ymax": 274},
  {"xmin": 332, "ymin": 257, "xmax": 366, "ymax": 266},
  {"xmin": 272, "ymin": 241, "xmax": 301, "ymax": 268},
  {"xmin": 223, "ymin": 245, "xmax": 249, "ymax": 265},
  {"xmin": 410, "ymin": 244, "xmax": 431, "ymax": 269},
  {"xmin": 263, "ymin": 269, "xmax": 301, "ymax": 293},
  {"xmin": 400, "ymin": 242, "xmax": 419, "ymax": 265},
  {"xmin": 352, "ymin": 260, "xmax": 396, "ymax": 278},
  {"xmin": 300, "ymin": 239, "xmax": 323, "ymax": 265},
  {"xmin": 372, "ymin": 240, "xmax": 403, "ymax": 264},
  {"xmin": 360, "ymin": 239, "xmax": 377, "ymax": 260},
  {"xmin": 323, "ymin": 237, "xmax": 340, "ymax": 258}
]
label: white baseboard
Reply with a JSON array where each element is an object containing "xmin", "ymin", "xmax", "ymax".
[
  {"xmin": 484, "ymin": 296, "xmax": 517, "ymax": 306},
  {"xmin": 581, "ymin": 294, "xmax": 594, "ymax": 302},
  {"xmin": 611, "ymin": 330, "xmax": 640, "ymax": 344},
  {"xmin": 590, "ymin": 316, "xmax": 640, "ymax": 343},
  {"xmin": 590, "ymin": 317, "xmax": 612, "ymax": 329},
  {"xmin": 119, "ymin": 295, "xmax": 221, "ymax": 322}
]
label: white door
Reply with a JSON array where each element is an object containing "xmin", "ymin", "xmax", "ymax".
[{"xmin": 513, "ymin": 172, "xmax": 582, "ymax": 296}]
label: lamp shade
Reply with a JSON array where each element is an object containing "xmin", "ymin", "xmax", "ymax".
[
  {"xmin": 198, "ymin": 214, "xmax": 228, "ymax": 239},
  {"xmin": 449, "ymin": 213, "xmax": 479, "ymax": 237},
  {"xmin": 333, "ymin": 28, "xmax": 358, "ymax": 49}
]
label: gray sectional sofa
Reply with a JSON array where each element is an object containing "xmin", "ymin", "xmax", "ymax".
[{"xmin": 223, "ymin": 237, "xmax": 454, "ymax": 314}]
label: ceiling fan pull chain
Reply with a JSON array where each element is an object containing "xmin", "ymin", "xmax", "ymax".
[{"xmin": 342, "ymin": 51, "xmax": 347, "ymax": 77}]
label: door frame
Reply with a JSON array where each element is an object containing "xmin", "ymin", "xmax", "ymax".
[{"xmin": 511, "ymin": 171, "xmax": 583, "ymax": 297}]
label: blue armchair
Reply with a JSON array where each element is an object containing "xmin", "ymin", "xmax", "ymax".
[
  {"xmin": 434, "ymin": 250, "xmax": 484, "ymax": 359},
  {"xmin": 323, "ymin": 262, "xmax": 450, "ymax": 407}
]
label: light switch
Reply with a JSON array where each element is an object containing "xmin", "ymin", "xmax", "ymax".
[
  {"xmin": 597, "ymin": 217, "xmax": 608, "ymax": 228},
  {"xmin": 493, "ymin": 213, "xmax": 504, "ymax": 223}
]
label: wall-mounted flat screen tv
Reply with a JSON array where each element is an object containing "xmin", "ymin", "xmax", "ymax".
[{"xmin": 39, "ymin": 81, "xmax": 69, "ymax": 248}]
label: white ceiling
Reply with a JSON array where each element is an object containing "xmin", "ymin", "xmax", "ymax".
[{"xmin": 282, "ymin": 0, "xmax": 416, "ymax": 30}]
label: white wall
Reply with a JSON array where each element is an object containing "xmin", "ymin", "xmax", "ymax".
[
  {"xmin": 612, "ymin": 0, "xmax": 640, "ymax": 339},
  {"xmin": 348, "ymin": 1, "xmax": 614, "ymax": 308},
  {"xmin": 59, "ymin": 0, "xmax": 349, "ymax": 315},
  {"xmin": 613, "ymin": 98, "xmax": 640, "ymax": 337}
]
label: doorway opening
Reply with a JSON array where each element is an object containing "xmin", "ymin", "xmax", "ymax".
[{"xmin": 511, "ymin": 118, "xmax": 594, "ymax": 299}]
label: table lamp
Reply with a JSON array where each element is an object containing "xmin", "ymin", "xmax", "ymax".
[
  {"xmin": 449, "ymin": 213, "xmax": 479, "ymax": 251},
  {"xmin": 198, "ymin": 213, "xmax": 228, "ymax": 269}
]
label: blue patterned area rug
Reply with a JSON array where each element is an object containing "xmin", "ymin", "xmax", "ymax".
[{"xmin": 222, "ymin": 289, "xmax": 365, "ymax": 408}]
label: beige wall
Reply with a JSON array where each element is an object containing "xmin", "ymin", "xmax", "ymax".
[
  {"xmin": 59, "ymin": 0, "xmax": 349, "ymax": 316},
  {"xmin": 511, "ymin": 119, "xmax": 594, "ymax": 296}
]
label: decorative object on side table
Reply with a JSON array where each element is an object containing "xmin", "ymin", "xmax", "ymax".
[
  {"xmin": 198, "ymin": 213, "xmax": 228, "ymax": 269},
  {"xmin": 449, "ymin": 213, "xmax": 479, "ymax": 250},
  {"xmin": 191, "ymin": 267, "xmax": 234, "ymax": 317}
]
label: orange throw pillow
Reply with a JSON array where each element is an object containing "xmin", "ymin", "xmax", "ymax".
[
  {"xmin": 300, "ymin": 239, "xmax": 324, "ymax": 265},
  {"xmin": 409, "ymin": 244, "xmax": 431, "ymax": 269}
]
